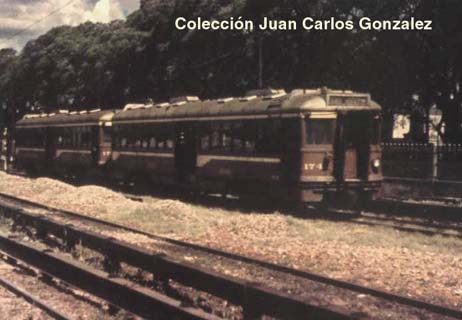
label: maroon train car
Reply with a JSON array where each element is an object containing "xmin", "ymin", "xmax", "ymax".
[
  {"xmin": 109, "ymin": 88, "xmax": 382, "ymax": 204},
  {"xmin": 14, "ymin": 109, "xmax": 114, "ymax": 175},
  {"xmin": 14, "ymin": 88, "xmax": 382, "ymax": 206}
]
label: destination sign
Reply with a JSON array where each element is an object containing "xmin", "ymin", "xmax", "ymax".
[{"xmin": 328, "ymin": 95, "xmax": 369, "ymax": 107}]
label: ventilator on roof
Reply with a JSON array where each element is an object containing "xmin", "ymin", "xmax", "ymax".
[
  {"xmin": 217, "ymin": 97, "xmax": 234, "ymax": 104},
  {"xmin": 239, "ymin": 95, "xmax": 257, "ymax": 102},
  {"xmin": 123, "ymin": 104, "xmax": 145, "ymax": 111},
  {"xmin": 169, "ymin": 96, "xmax": 200, "ymax": 106},
  {"xmin": 23, "ymin": 114, "xmax": 40, "ymax": 119},
  {"xmin": 155, "ymin": 102, "xmax": 170, "ymax": 108},
  {"xmin": 246, "ymin": 88, "xmax": 286, "ymax": 97}
]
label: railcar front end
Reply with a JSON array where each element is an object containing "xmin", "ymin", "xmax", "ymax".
[{"xmin": 295, "ymin": 91, "xmax": 382, "ymax": 205}]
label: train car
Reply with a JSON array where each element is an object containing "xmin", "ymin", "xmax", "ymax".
[
  {"xmin": 108, "ymin": 103, "xmax": 177, "ymax": 184},
  {"xmin": 110, "ymin": 88, "xmax": 382, "ymax": 204},
  {"xmin": 14, "ymin": 109, "xmax": 114, "ymax": 175},
  {"xmin": 14, "ymin": 88, "xmax": 382, "ymax": 205}
]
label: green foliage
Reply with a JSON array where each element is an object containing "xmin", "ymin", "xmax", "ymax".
[
  {"xmin": 1, "ymin": 0, "xmax": 462, "ymax": 141},
  {"xmin": 0, "ymin": 48, "xmax": 18, "ymax": 126},
  {"xmin": 9, "ymin": 21, "xmax": 149, "ymax": 115}
]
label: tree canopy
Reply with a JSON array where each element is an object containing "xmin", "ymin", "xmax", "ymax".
[{"xmin": 0, "ymin": 0, "xmax": 461, "ymax": 141}]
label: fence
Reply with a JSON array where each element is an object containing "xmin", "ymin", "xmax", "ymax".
[{"xmin": 382, "ymin": 142, "xmax": 462, "ymax": 181}]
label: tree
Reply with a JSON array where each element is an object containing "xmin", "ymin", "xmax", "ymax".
[
  {"xmin": 13, "ymin": 21, "xmax": 149, "ymax": 115},
  {"xmin": 3, "ymin": 0, "xmax": 462, "ymax": 143},
  {"xmin": 0, "ymin": 48, "xmax": 18, "ymax": 126}
]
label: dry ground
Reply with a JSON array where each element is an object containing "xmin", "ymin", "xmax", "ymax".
[
  {"xmin": 0, "ymin": 171, "xmax": 461, "ymax": 310},
  {"xmin": 0, "ymin": 266, "xmax": 51, "ymax": 320}
]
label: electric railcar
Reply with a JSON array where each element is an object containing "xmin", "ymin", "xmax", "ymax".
[{"xmin": 13, "ymin": 88, "xmax": 383, "ymax": 205}]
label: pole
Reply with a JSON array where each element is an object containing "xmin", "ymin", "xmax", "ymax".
[{"xmin": 258, "ymin": 35, "xmax": 263, "ymax": 89}]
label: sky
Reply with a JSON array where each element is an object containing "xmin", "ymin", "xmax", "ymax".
[{"xmin": 0, "ymin": 0, "xmax": 140, "ymax": 51}]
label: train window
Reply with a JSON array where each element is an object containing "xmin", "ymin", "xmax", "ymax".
[
  {"xmin": 255, "ymin": 119, "xmax": 282, "ymax": 155},
  {"xmin": 244, "ymin": 140, "xmax": 255, "ymax": 153},
  {"xmin": 113, "ymin": 136, "xmax": 119, "ymax": 148},
  {"xmin": 80, "ymin": 127, "xmax": 84, "ymax": 146},
  {"xmin": 86, "ymin": 127, "xmax": 91, "ymax": 146},
  {"xmin": 76, "ymin": 128, "xmax": 82, "ymax": 147},
  {"xmin": 222, "ymin": 122, "xmax": 232, "ymax": 152},
  {"xmin": 166, "ymin": 139, "xmax": 174, "ymax": 150},
  {"xmin": 306, "ymin": 119, "xmax": 335, "ymax": 145},
  {"xmin": 196, "ymin": 123, "xmax": 210, "ymax": 152},
  {"xmin": 128, "ymin": 137, "xmax": 135, "ymax": 149},
  {"xmin": 76, "ymin": 128, "xmax": 81, "ymax": 147},
  {"xmin": 237, "ymin": 121, "xmax": 256, "ymax": 154},
  {"xmin": 150, "ymin": 125, "xmax": 173, "ymax": 151},
  {"xmin": 196, "ymin": 121, "xmax": 258, "ymax": 154},
  {"xmin": 60, "ymin": 129, "xmax": 66, "ymax": 147},
  {"xmin": 115, "ymin": 125, "xmax": 129, "ymax": 149},
  {"xmin": 149, "ymin": 137, "xmax": 156, "ymax": 149},
  {"xmin": 231, "ymin": 122, "xmax": 243, "ymax": 151},
  {"xmin": 63, "ymin": 128, "xmax": 71, "ymax": 147},
  {"xmin": 244, "ymin": 126, "xmax": 256, "ymax": 153},
  {"xmin": 211, "ymin": 129, "xmax": 220, "ymax": 150},
  {"xmin": 16, "ymin": 129, "xmax": 45, "ymax": 147},
  {"xmin": 233, "ymin": 137, "xmax": 243, "ymax": 150},
  {"xmin": 71, "ymin": 129, "xmax": 77, "ymax": 147},
  {"xmin": 200, "ymin": 135, "xmax": 210, "ymax": 151},
  {"xmin": 282, "ymin": 119, "xmax": 300, "ymax": 146},
  {"xmin": 68, "ymin": 129, "xmax": 72, "ymax": 147},
  {"xmin": 103, "ymin": 128, "xmax": 112, "ymax": 147}
]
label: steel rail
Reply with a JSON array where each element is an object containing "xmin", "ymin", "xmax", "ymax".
[
  {"xmin": 309, "ymin": 207, "xmax": 462, "ymax": 239},
  {"xmin": 0, "ymin": 233, "xmax": 220, "ymax": 320},
  {"xmin": 0, "ymin": 192, "xmax": 461, "ymax": 318},
  {"xmin": 368, "ymin": 199, "xmax": 462, "ymax": 221},
  {"xmin": 0, "ymin": 274, "xmax": 71, "ymax": 320},
  {"xmin": 0, "ymin": 203, "xmax": 353, "ymax": 320}
]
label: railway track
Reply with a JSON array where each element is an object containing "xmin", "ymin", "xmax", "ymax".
[
  {"xmin": 368, "ymin": 198, "xmax": 462, "ymax": 221},
  {"xmin": 0, "ymin": 233, "xmax": 218, "ymax": 320},
  {"xmin": 0, "ymin": 192, "xmax": 460, "ymax": 319},
  {"xmin": 0, "ymin": 271, "xmax": 70, "ymax": 320},
  {"xmin": 0, "ymin": 248, "xmax": 121, "ymax": 319},
  {"xmin": 357, "ymin": 199, "xmax": 462, "ymax": 238},
  {"xmin": 0, "ymin": 193, "xmax": 353, "ymax": 319},
  {"xmin": 311, "ymin": 205, "xmax": 462, "ymax": 240}
]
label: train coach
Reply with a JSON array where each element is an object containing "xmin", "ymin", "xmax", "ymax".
[
  {"xmin": 14, "ymin": 109, "xmax": 114, "ymax": 175},
  {"xmin": 13, "ymin": 88, "xmax": 383, "ymax": 205}
]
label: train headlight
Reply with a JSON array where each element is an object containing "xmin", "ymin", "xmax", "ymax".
[{"xmin": 372, "ymin": 159, "xmax": 381, "ymax": 173}]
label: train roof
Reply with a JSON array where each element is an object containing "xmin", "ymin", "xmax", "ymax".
[
  {"xmin": 15, "ymin": 88, "xmax": 381, "ymax": 128},
  {"xmin": 112, "ymin": 88, "xmax": 381, "ymax": 124},
  {"xmin": 16, "ymin": 109, "xmax": 115, "ymax": 128}
]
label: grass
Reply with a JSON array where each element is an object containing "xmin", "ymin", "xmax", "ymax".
[
  {"xmin": 108, "ymin": 202, "xmax": 462, "ymax": 258},
  {"xmin": 285, "ymin": 215, "xmax": 462, "ymax": 256}
]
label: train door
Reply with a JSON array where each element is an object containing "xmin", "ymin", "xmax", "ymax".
[
  {"xmin": 91, "ymin": 126, "xmax": 100, "ymax": 166},
  {"xmin": 45, "ymin": 127, "xmax": 56, "ymax": 167},
  {"xmin": 281, "ymin": 118, "xmax": 301, "ymax": 183},
  {"xmin": 175, "ymin": 123, "xmax": 197, "ymax": 183},
  {"xmin": 336, "ymin": 112, "xmax": 370, "ymax": 181}
]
